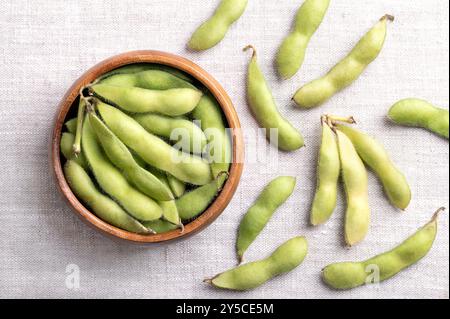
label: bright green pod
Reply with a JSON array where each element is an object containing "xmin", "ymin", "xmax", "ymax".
[
  {"xmin": 388, "ymin": 98, "xmax": 449, "ymax": 139},
  {"xmin": 310, "ymin": 121, "xmax": 340, "ymax": 225},
  {"xmin": 337, "ymin": 124, "xmax": 411, "ymax": 210},
  {"xmin": 82, "ymin": 115, "xmax": 162, "ymax": 221},
  {"xmin": 323, "ymin": 208, "xmax": 444, "ymax": 290},
  {"xmin": 294, "ymin": 15, "xmax": 393, "ymax": 108},
  {"xmin": 88, "ymin": 112, "xmax": 173, "ymax": 201},
  {"xmin": 337, "ymin": 130, "xmax": 370, "ymax": 246},
  {"xmin": 96, "ymin": 102, "xmax": 213, "ymax": 186},
  {"xmin": 65, "ymin": 118, "xmax": 77, "ymax": 134},
  {"xmin": 188, "ymin": 0, "xmax": 248, "ymax": 51},
  {"xmin": 60, "ymin": 132, "xmax": 88, "ymax": 170},
  {"xmin": 166, "ymin": 174, "xmax": 186, "ymax": 198},
  {"xmin": 90, "ymin": 83, "xmax": 202, "ymax": 116},
  {"xmin": 245, "ymin": 46, "xmax": 304, "ymax": 151},
  {"xmin": 64, "ymin": 160, "xmax": 150, "ymax": 234},
  {"xmin": 142, "ymin": 219, "xmax": 179, "ymax": 234},
  {"xmin": 207, "ymin": 236, "xmax": 308, "ymax": 291},
  {"xmin": 133, "ymin": 113, "xmax": 207, "ymax": 155},
  {"xmin": 276, "ymin": 0, "xmax": 330, "ymax": 79},
  {"xmin": 236, "ymin": 176, "xmax": 296, "ymax": 262}
]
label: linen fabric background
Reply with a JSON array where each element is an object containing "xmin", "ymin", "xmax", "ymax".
[{"xmin": 0, "ymin": 0, "xmax": 448, "ymax": 299}]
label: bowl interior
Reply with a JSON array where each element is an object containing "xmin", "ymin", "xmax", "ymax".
[{"xmin": 53, "ymin": 50, "xmax": 244, "ymax": 244}]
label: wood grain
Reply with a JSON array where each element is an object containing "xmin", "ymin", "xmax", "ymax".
[{"xmin": 51, "ymin": 50, "xmax": 244, "ymax": 244}]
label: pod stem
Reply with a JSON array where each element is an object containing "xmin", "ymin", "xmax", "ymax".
[
  {"xmin": 243, "ymin": 45, "xmax": 257, "ymax": 58},
  {"xmin": 72, "ymin": 90, "xmax": 88, "ymax": 156},
  {"xmin": 326, "ymin": 114, "xmax": 357, "ymax": 125},
  {"xmin": 381, "ymin": 14, "xmax": 395, "ymax": 22},
  {"xmin": 431, "ymin": 207, "xmax": 446, "ymax": 222},
  {"xmin": 203, "ymin": 278, "xmax": 213, "ymax": 285}
]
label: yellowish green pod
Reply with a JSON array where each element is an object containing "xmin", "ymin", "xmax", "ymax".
[
  {"xmin": 60, "ymin": 132, "xmax": 88, "ymax": 170},
  {"xmin": 245, "ymin": 45, "xmax": 304, "ymax": 151},
  {"xmin": 388, "ymin": 98, "xmax": 449, "ymax": 139},
  {"xmin": 323, "ymin": 208, "xmax": 445, "ymax": 290},
  {"xmin": 206, "ymin": 236, "xmax": 308, "ymax": 291},
  {"xmin": 336, "ymin": 130, "xmax": 370, "ymax": 246},
  {"xmin": 337, "ymin": 124, "xmax": 411, "ymax": 210},
  {"xmin": 276, "ymin": 0, "xmax": 330, "ymax": 79},
  {"xmin": 188, "ymin": 0, "xmax": 248, "ymax": 51},
  {"xmin": 310, "ymin": 120, "xmax": 340, "ymax": 225},
  {"xmin": 294, "ymin": 15, "xmax": 393, "ymax": 108}
]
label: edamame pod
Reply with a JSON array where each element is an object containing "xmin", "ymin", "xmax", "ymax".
[
  {"xmin": 310, "ymin": 119, "xmax": 340, "ymax": 225},
  {"xmin": 276, "ymin": 0, "xmax": 330, "ymax": 79},
  {"xmin": 337, "ymin": 124, "xmax": 411, "ymax": 210},
  {"xmin": 97, "ymin": 102, "xmax": 213, "ymax": 186},
  {"xmin": 206, "ymin": 236, "xmax": 308, "ymax": 291},
  {"xmin": 100, "ymin": 70, "xmax": 196, "ymax": 90},
  {"xmin": 65, "ymin": 118, "xmax": 77, "ymax": 134},
  {"xmin": 90, "ymin": 84, "xmax": 202, "ymax": 116},
  {"xmin": 388, "ymin": 98, "xmax": 449, "ymax": 139},
  {"xmin": 176, "ymin": 173, "xmax": 228, "ymax": 221},
  {"xmin": 73, "ymin": 99, "xmax": 86, "ymax": 155},
  {"xmin": 166, "ymin": 174, "xmax": 186, "ymax": 198},
  {"xmin": 134, "ymin": 113, "xmax": 207, "ymax": 155},
  {"xmin": 237, "ymin": 176, "xmax": 296, "ymax": 261},
  {"xmin": 188, "ymin": 0, "xmax": 248, "ymax": 51},
  {"xmin": 64, "ymin": 160, "xmax": 151, "ymax": 234},
  {"xmin": 82, "ymin": 115, "xmax": 163, "ymax": 221},
  {"xmin": 142, "ymin": 219, "xmax": 179, "ymax": 234},
  {"xmin": 337, "ymin": 130, "xmax": 370, "ymax": 246},
  {"xmin": 88, "ymin": 112, "xmax": 173, "ymax": 201},
  {"xmin": 60, "ymin": 132, "xmax": 88, "ymax": 170},
  {"xmin": 294, "ymin": 15, "xmax": 393, "ymax": 108},
  {"xmin": 245, "ymin": 46, "xmax": 304, "ymax": 151},
  {"xmin": 323, "ymin": 208, "xmax": 445, "ymax": 290},
  {"xmin": 192, "ymin": 92, "xmax": 232, "ymax": 182}
]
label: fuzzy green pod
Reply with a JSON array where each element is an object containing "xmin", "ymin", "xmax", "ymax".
[
  {"xmin": 323, "ymin": 208, "xmax": 445, "ymax": 290},
  {"xmin": 82, "ymin": 115, "xmax": 163, "ymax": 221},
  {"xmin": 166, "ymin": 174, "xmax": 186, "ymax": 198},
  {"xmin": 64, "ymin": 160, "xmax": 150, "ymax": 234},
  {"xmin": 88, "ymin": 112, "xmax": 174, "ymax": 201},
  {"xmin": 294, "ymin": 15, "xmax": 393, "ymax": 108},
  {"xmin": 134, "ymin": 113, "xmax": 207, "ymax": 155},
  {"xmin": 142, "ymin": 219, "xmax": 179, "ymax": 234},
  {"xmin": 60, "ymin": 132, "xmax": 88, "ymax": 170},
  {"xmin": 245, "ymin": 46, "xmax": 304, "ymax": 151},
  {"xmin": 310, "ymin": 120, "xmax": 340, "ymax": 225},
  {"xmin": 388, "ymin": 98, "xmax": 449, "ymax": 139},
  {"xmin": 276, "ymin": 0, "xmax": 330, "ymax": 79},
  {"xmin": 237, "ymin": 176, "xmax": 296, "ymax": 261},
  {"xmin": 97, "ymin": 102, "xmax": 212, "ymax": 186},
  {"xmin": 90, "ymin": 83, "xmax": 202, "ymax": 116},
  {"xmin": 207, "ymin": 236, "xmax": 308, "ymax": 291},
  {"xmin": 337, "ymin": 130, "xmax": 370, "ymax": 246},
  {"xmin": 188, "ymin": 0, "xmax": 248, "ymax": 51},
  {"xmin": 65, "ymin": 118, "xmax": 78, "ymax": 134},
  {"xmin": 337, "ymin": 124, "xmax": 411, "ymax": 210}
]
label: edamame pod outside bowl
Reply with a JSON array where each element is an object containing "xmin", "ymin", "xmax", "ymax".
[{"xmin": 51, "ymin": 50, "xmax": 244, "ymax": 244}]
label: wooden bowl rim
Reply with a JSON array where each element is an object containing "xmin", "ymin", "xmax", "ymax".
[{"xmin": 51, "ymin": 50, "xmax": 244, "ymax": 244}]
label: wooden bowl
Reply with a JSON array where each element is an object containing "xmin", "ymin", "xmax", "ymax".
[{"xmin": 51, "ymin": 50, "xmax": 244, "ymax": 244}]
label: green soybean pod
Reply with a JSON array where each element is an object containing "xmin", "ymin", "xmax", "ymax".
[
  {"xmin": 237, "ymin": 176, "xmax": 296, "ymax": 262},
  {"xmin": 310, "ymin": 119, "xmax": 340, "ymax": 226},
  {"xmin": 294, "ymin": 15, "xmax": 394, "ymax": 108},
  {"xmin": 142, "ymin": 219, "xmax": 179, "ymax": 234},
  {"xmin": 133, "ymin": 113, "xmax": 207, "ymax": 155},
  {"xmin": 65, "ymin": 118, "xmax": 78, "ymax": 134},
  {"xmin": 99, "ymin": 63, "xmax": 194, "ymax": 83},
  {"xmin": 176, "ymin": 173, "xmax": 228, "ymax": 221},
  {"xmin": 90, "ymin": 83, "xmax": 203, "ymax": 116},
  {"xmin": 166, "ymin": 174, "xmax": 186, "ymax": 198},
  {"xmin": 64, "ymin": 160, "xmax": 151, "ymax": 234},
  {"xmin": 323, "ymin": 208, "xmax": 445, "ymax": 290},
  {"xmin": 88, "ymin": 112, "xmax": 173, "ymax": 201},
  {"xmin": 82, "ymin": 115, "xmax": 163, "ymax": 221},
  {"xmin": 192, "ymin": 92, "xmax": 231, "ymax": 183},
  {"xmin": 336, "ymin": 130, "xmax": 370, "ymax": 246},
  {"xmin": 60, "ymin": 132, "xmax": 88, "ymax": 170},
  {"xmin": 276, "ymin": 0, "xmax": 330, "ymax": 79},
  {"xmin": 188, "ymin": 0, "xmax": 248, "ymax": 51},
  {"xmin": 100, "ymin": 70, "xmax": 196, "ymax": 90},
  {"xmin": 245, "ymin": 45, "xmax": 304, "ymax": 151},
  {"xmin": 206, "ymin": 236, "xmax": 308, "ymax": 291},
  {"xmin": 97, "ymin": 102, "xmax": 213, "ymax": 186},
  {"xmin": 388, "ymin": 98, "xmax": 449, "ymax": 139},
  {"xmin": 337, "ymin": 124, "xmax": 411, "ymax": 210}
]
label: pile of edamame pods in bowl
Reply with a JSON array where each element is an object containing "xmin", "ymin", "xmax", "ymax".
[{"xmin": 59, "ymin": 0, "xmax": 449, "ymax": 292}]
